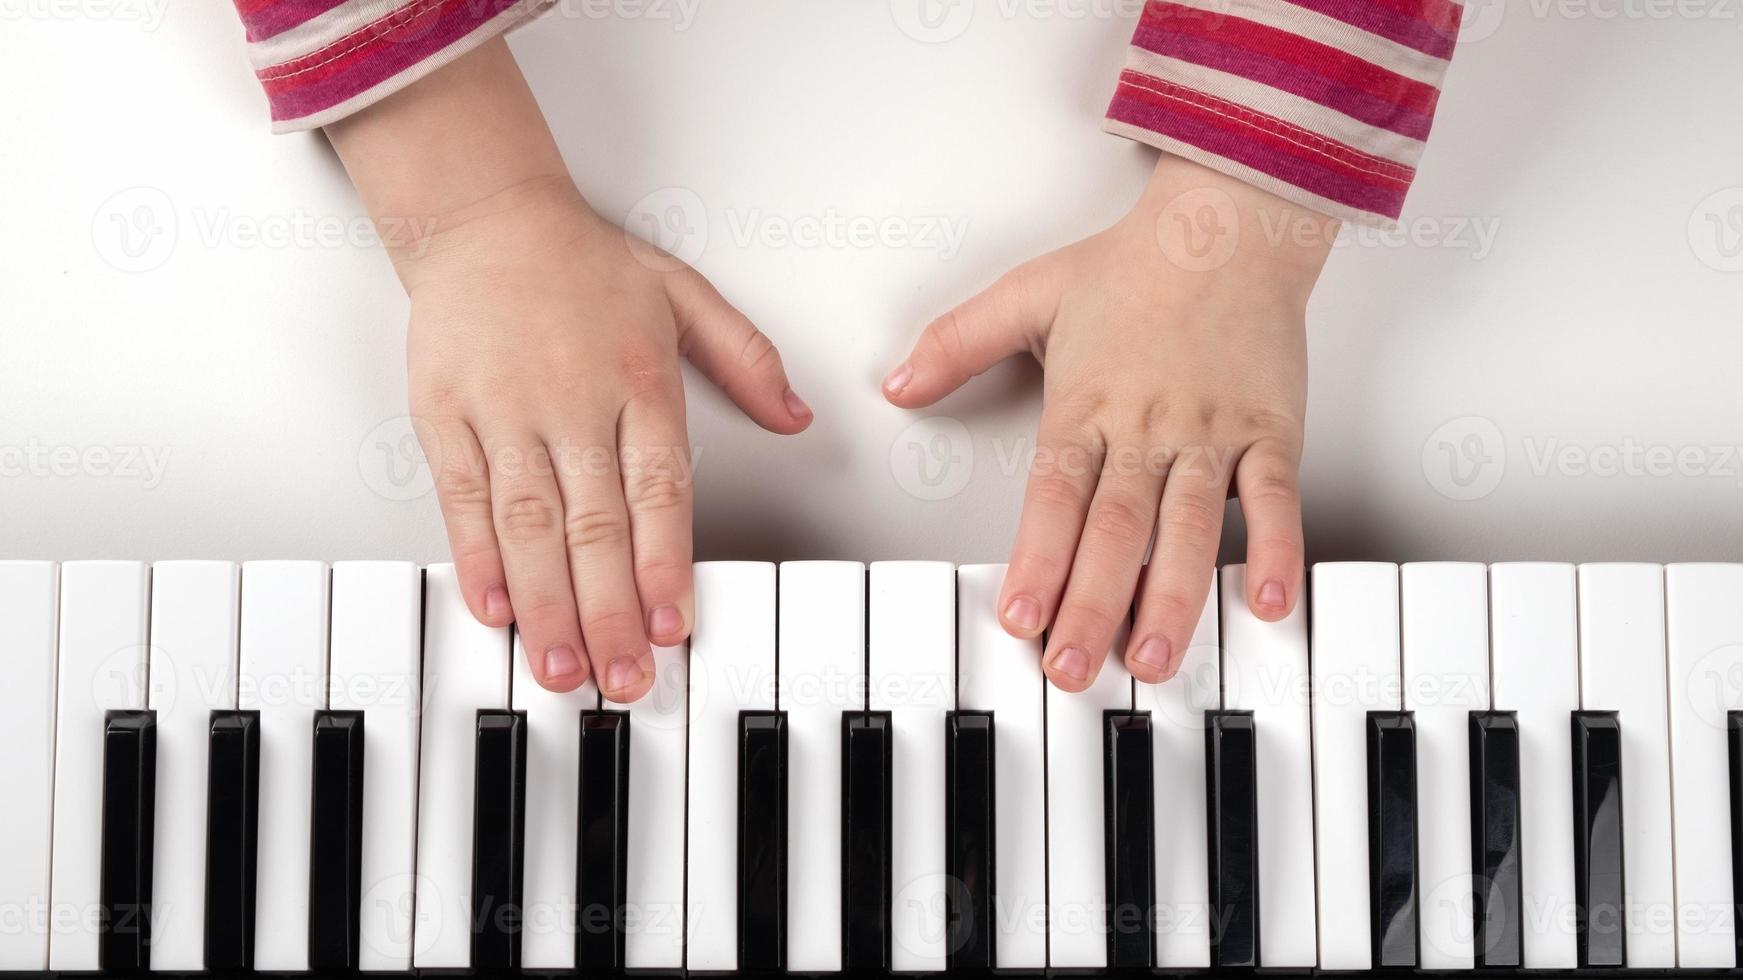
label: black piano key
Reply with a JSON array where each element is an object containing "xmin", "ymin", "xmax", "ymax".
[
  {"xmin": 1104, "ymin": 711, "xmax": 1156, "ymax": 969},
  {"xmin": 100, "ymin": 709, "xmax": 157, "ymax": 974},
  {"xmin": 1366, "ymin": 710, "xmax": 1421, "ymax": 968},
  {"xmin": 1469, "ymin": 709, "xmax": 1523, "ymax": 969},
  {"xmin": 1205, "ymin": 710, "xmax": 1258, "ymax": 969},
  {"xmin": 945, "ymin": 711, "xmax": 995, "ymax": 971},
  {"xmin": 1730, "ymin": 712, "xmax": 1743, "ymax": 967},
  {"xmin": 1572, "ymin": 709, "xmax": 1626, "ymax": 968},
  {"xmin": 204, "ymin": 710, "xmax": 261, "ymax": 972},
  {"xmin": 471, "ymin": 708, "xmax": 528, "ymax": 971},
  {"xmin": 308, "ymin": 710, "xmax": 364, "ymax": 972},
  {"xmin": 841, "ymin": 710, "xmax": 893, "ymax": 972},
  {"xmin": 576, "ymin": 709, "xmax": 629, "ymax": 970},
  {"xmin": 738, "ymin": 710, "xmax": 788, "ymax": 972}
]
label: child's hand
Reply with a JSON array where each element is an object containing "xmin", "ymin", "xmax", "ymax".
[
  {"xmin": 884, "ymin": 154, "xmax": 1336, "ymax": 691},
  {"xmin": 329, "ymin": 40, "xmax": 810, "ymax": 701}
]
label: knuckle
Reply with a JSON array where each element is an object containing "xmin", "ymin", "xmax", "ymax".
[
  {"xmin": 1162, "ymin": 493, "xmax": 1223, "ymax": 539},
  {"xmin": 437, "ymin": 465, "xmax": 493, "ymax": 511},
  {"xmin": 1142, "ymin": 588, "xmax": 1201, "ymax": 629},
  {"xmin": 1027, "ymin": 472, "xmax": 1089, "ymax": 513},
  {"xmin": 623, "ymin": 466, "xmax": 690, "ymax": 513},
  {"xmin": 494, "ymin": 490, "xmax": 561, "ymax": 541},
  {"xmin": 634, "ymin": 553, "xmax": 690, "ymax": 588},
  {"xmin": 581, "ymin": 607, "xmax": 646, "ymax": 647},
  {"xmin": 564, "ymin": 506, "xmax": 631, "ymax": 552},
  {"xmin": 1058, "ymin": 600, "xmax": 1121, "ymax": 646},
  {"xmin": 1243, "ymin": 472, "xmax": 1300, "ymax": 508},
  {"xmin": 926, "ymin": 309, "xmax": 970, "ymax": 360},
  {"xmin": 1086, "ymin": 497, "xmax": 1153, "ymax": 544},
  {"xmin": 736, "ymin": 329, "xmax": 783, "ymax": 377}
]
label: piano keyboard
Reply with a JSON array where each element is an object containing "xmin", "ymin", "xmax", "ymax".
[{"xmin": 0, "ymin": 559, "xmax": 1739, "ymax": 975}]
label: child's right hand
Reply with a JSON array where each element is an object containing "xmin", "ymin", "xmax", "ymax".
[{"xmin": 328, "ymin": 40, "xmax": 811, "ymax": 702}]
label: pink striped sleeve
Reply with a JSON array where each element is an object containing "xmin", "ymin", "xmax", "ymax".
[
  {"xmin": 233, "ymin": 0, "xmax": 555, "ymax": 132},
  {"xmin": 1105, "ymin": 0, "xmax": 1463, "ymax": 225}
]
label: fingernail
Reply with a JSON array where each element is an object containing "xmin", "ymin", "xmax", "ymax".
[
  {"xmin": 604, "ymin": 656, "xmax": 647, "ymax": 696},
  {"xmin": 783, "ymin": 388, "xmax": 812, "ymax": 419},
  {"xmin": 485, "ymin": 586, "xmax": 510, "ymax": 619},
  {"xmin": 883, "ymin": 363, "xmax": 912, "ymax": 396},
  {"xmin": 543, "ymin": 644, "xmax": 581, "ymax": 678},
  {"xmin": 1048, "ymin": 646, "xmax": 1089, "ymax": 683},
  {"xmin": 1004, "ymin": 595, "xmax": 1041, "ymax": 631},
  {"xmin": 649, "ymin": 604, "xmax": 683, "ymax": 638},
  {"xmin": 1258, "ymin": 579, "xmax": 1286, "ymax": 610},
  {"xmin": 1132, "ymin": 636, "xmax": 1171, "ymax": 671}
]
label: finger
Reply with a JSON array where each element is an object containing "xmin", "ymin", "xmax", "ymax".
[
  {"xmin": 474, "ymin": 429, "xmax": 590, "ymax": 692},
  {"xmin": 1234, "ymin": 435, "xmax": 1305, "ymax": 620},
  {"xmin": 1042, "ymin": 436, "xmax": 1165, "ymax": 691},
  {"xmin": 419, "ymin": 414, "xmax": 512, "ymax": 627},
  {"xmin": 549, "ymin": 422, "xmax": 657, "ymax": 703},
  {"xmin": 1129, "ymin": 441, "xmax": 1232, "ymax": 682},
  {"xmin": 998, "ymin": 407, "xmax": 1104, "ymax": 643},
  {"xmin": 884, "ymin": 260, "xmax": 1059, "ymax": 409},
  {"xmin": 666, "ymin": 267, "xmax": 811, "ymax": 434},
  {"xmin": 618, "ymin": 382, "xmax": 696, "ymax": 646}
]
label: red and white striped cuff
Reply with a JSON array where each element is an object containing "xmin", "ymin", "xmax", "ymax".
[
  {"xmin": 237, "ymin": 0, "xmax": 555, "ymax": 133},
  {"xmin": 1105, "ymin": 0, "xmax": 1463, "ymax": 226}
]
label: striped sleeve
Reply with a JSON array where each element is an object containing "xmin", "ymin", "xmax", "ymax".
[
  {"xmin": 1104, "ymin": 0, "xmax": 1463, "ymax": 226},
  {"xmin": 233, "ymin": 0, "xmax": 555, "ymax": 133}
]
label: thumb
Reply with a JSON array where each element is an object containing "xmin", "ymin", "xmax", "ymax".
[
  {"xmin": 884, "ymin": 260, "xmax": 1060, "ymax": 409},
  {"xmin": 666, "ymin": 266, "xmax": 812, "ymax": 435}
]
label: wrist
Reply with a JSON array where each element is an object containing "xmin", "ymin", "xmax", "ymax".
[
  {"xmin": 1131, "ymin": 153, "xmax": 1337, "ymax": 297},
  {"xmin": 325, "ymin": 38, "xmax": 582, "ymax": 278}
]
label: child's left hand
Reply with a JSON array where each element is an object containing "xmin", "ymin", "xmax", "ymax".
[{"xmin": 883, "ymin": 153, "xmax": 1337, "ymax": 691}]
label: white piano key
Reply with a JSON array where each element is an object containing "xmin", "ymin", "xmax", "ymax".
[
  {"xmin": 414, "ymin": 563, "xmax": 512, "ymax": 968},
  {"xmin": 956, "ymin": 564, "xmax": 1046, "ymax": 969},
  {"xmin": 49, "ymin": 561, "xmax": 151, "ymax": 972},
  {"xmin": 512, "ymin": 632, "xmax": 599, "ymax": 970},
  {"xmin": 1220, "ymin": 563, "xmax": 1316, "ymax": 967},
  {"xmin": 238, "ymin": 560, "xmax": 330, "ymax": 973},
  {"xmin": 0, "ymin": 562, "xmax": 58, "ymax": 971},
  {"xmin": 1576, "ymin": 563, "xmax": 1675, "ymax": 967},
  {"xmin": 1401, "ymin": 561, "xmax": 1490, "ymax": 970},
  {"xmin": 686, "ymin": 561, "xmax": 777, "ymax": 971},
  {"xmin": 1489, "ymin": 562, "xmax": 1579, "ymax": 969},
  {"xmin": 1134, "ymin": 570, "xmax": 1218, "ymax": 969},
  {"xmin": 778, "ymin": 560, "xmax": 866, "ymax": 973},
  {"xmin": 626, "ymin": 640, "xmax": 688, "ymax": 969},
  {"xmin": 868, "ymin": 560, "xmax": 955, "ymax": 972},
  {"xmin": 1046, "ymin": 616, "xmax": 1131, "ymax": 969},
  {"xmin": 327, "ymin": 561, "xmax": 422, "ymax": 972},
  {"xmin": 146, "ymin": 561, "xmax": 242, "ymax": 971},
  {"xmin": 1666, "ymin": 562, "xmax": 1743, "ymax": 967},
  {"xmin": 1310, "ymin": 562, "xmax": 1401, "ymax": 970}
]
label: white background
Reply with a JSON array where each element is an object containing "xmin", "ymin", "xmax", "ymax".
[{"xmin": 2, "ymin": 0, "xmax": 1741, "ymax": 564}]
